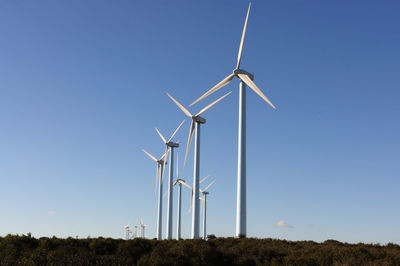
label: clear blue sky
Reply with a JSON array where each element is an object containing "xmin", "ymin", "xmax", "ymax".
[{"xmin": 1, "ymin": 0, "xmax": 399, "ymax": 243}]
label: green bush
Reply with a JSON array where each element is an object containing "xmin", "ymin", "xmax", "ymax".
[{"xmin": 0, "ymin": 235, "xmax": 399, "ymax": 265}]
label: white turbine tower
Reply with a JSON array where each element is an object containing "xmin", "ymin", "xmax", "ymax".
[
  {"xmin": 142, "ymin": 149, "xmax": 169, "ymax": 240},
  {"xmin": 140, "ymin": 218, "xmax": 148, "ymax": 238},
  {"xmin": 132, "ymin": 225, "xmax": 138, "ymax": 239},
  {"xmin": 167, "ymin": 91, "xmax": 231, "ymax": 239},
  {"xmin": 155, "ymin": 120, "xmax": 185, "ymax": 239},
  {"xmin": 173, "ymin": 152, "xmax": 184, "ymax": 240},
  {"xmin": 190, "ymin": 2, "xmax": 276, "ymax": 237},
  {"xmin": 124, "ymin": 225, "xmax": 130, "ymax": 240},
  {"xmin": 200, "ymin": 179, "xmax": 216, "ymax": 240}
]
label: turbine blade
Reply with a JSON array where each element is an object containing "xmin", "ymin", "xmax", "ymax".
[
  {"xmin": 200, "ymin": 175, "xmax": 210, "ymax": 184},
  {"xmin": 173, "ymin": 179, "xmax": 179, "ymax": 187},
  {"xmin": 196, "ymin": 91, "xmax": 232, "ymax": 116},
  {"xmin": 142, "ymin": 149, "xmax": 157, "ymax": 162},
  {"xmin": 203, "ymin": 179, "xmax": 216, "ymax": 192},
  {"xmin": 179, "ymin": 179, "xmax": 193, "ymax": 190},
  {"xmin": 183, "ymin": 119, "xmax": 195, "ymax": 168},
  {"xmin": 237, "ymin": 74, "xmax": 276, "ymax": 109},
  {"xmin": 155, "ymin": 128, "xmax": 167, "ymax": 144},
  {"xmin": 163, "ymin": 190, "xmax": 168, "ymax": 198},
  {"xmin": 167, "ymin": 93, "xmax": 192, "ymax": 117},
  {"xmin": 236, "ymin": 2, "xmax": 251, "ymax": 69},
  {"xmin": 159, "ymin": 148, "xmax": 169, "ymax": 160},
  {"xmin": 190, "ymin": 73, "xmax": 235, "ymax": 106},
  {"xmin": 168, "ymin": 119, "xmax": 185, "ymax": 143}
]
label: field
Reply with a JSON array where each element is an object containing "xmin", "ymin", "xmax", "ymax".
[{"xmin": 1, "ymin": 234, "xmax": 400, "ymax": 265}]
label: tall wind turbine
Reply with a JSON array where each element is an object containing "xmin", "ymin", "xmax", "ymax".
[
  {"xmin": 200, "ymin": 179, "xmax": 216, "ymax": 240},
  {"xmin": 142, "ymin": 149, "xmax": 169, "ymax": 240},
  {"xmin": 167, "ymin": 91, "xmax": 231, "ymax": 239},
  {"xmin": 190, "ymin": 2, "xmax": 276, "ymax": 237},
  {"xmin": 155, "ymin": 120, "xmax": 185, "ymax": 239}
]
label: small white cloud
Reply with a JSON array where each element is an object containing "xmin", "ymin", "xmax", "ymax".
[
  {"xmin": 275, "ymin": 220, "xmax": 293, "ymax": 228},
  {"xmin": 47, "ymin": 211, "xmax": 56, "ymax": 215}
]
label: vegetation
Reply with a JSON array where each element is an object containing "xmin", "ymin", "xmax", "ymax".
[{"xmin": 1, "ymin": 234, "xmax": 400, "ymax": 265}]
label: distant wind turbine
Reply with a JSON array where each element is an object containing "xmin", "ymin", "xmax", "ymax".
[
  {"xmin": 140, "ymin": 217, "xmax": 148, "ymax": 238},
  {"xmin": 176, "ymin": 175, "xmax": 211, "ymax": 239},
  {"xmin": 167, "ymin": 91, "xmax": 231, "ymax": 239},
  {"xmin": 142, "ymin": 149, "xmax": 169, "ymax": 240},
  {"xmin": 190, "ymin": 2, "xmax": 276, "ymax": 237},
  {"xmin": 155, "ymin": 120, "xmax": 185, "ymax": 239},
  {"xmin": 132, "ymin": 225, "xmax": 138, "ymax": 239},
  {"xmin": 124, "ymin": 225, "xmax": 130, "ymax": 240},
  {"xmin": 200, "ymin": 179, "xmax": 216, "ymax": 240}
]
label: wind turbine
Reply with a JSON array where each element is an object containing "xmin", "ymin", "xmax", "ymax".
[
  {"xmin": 124, "ymin": 225, "xmax": 130, "ymax": 240},
  {"xmin": 142, "ymin": 149, "xmax": 169, "ymax": 240},
  {"xmin": 167, "ymin": 91, "xmax": 231, "ymax": 239},
  {"xmin": 132, "ymin": 225, "xmax": 138, "ymax": 239},
  {"xmin": 200, "ymin": 179, "xmax": 216, "ymax": 240},
  {"xmin": 172, "ymin": 153, "xmax": 208, "ymax": 240},
  {"xmin": 190, "ymin": 2, "xmax": 276, "ymax": 237},
  {"xmin": 140, "ymin": 218, "xmax": 148, "ymax": 238},
  {"xmin": 176, "ymin": 175, "xmax": 211, "ymax": 238},
  {"xmin": 155, "ymin": 120, "xmax": 185, "ymax": 239}
]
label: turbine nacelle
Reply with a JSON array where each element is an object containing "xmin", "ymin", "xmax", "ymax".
[
  {"xmin": 157, "ymin": 159, "xmax": 167, "ymax": 165},
  {"xmin": 193, "ymin": 116, "xmax": 206, "ymax": 124},
  {"xmin": 234, "ymin": 69, "xmax": 254, "ymax": 81},
  {"xmin": 167, "ymin": 141, "xmax": 179, "ymax": 148},
  {"xmin": 173, "ymin": 178, "xmax": 185, "ymax": 187}
]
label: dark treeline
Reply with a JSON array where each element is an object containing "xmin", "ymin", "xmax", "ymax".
[{"xmin": 1, "ymin": 234, "xmax": 400, "ymax": 265}]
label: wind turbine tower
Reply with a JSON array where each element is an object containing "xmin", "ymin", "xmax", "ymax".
[
  {"xmin": 133, "ymin": 225, "xmax": 138, "ymax": 239},
  {"xmin": 201, "ymin": 192, "xmax": 209, "ymax": 240},
  {"xmin": 173, "ymin": 152, "xmax": 185, "ymax": 240},
  {"xmin": 140, "ymin": 218, "xmax": 148, "ymax": 238},
  {"xmin": 124, "ymin": 225, "xmax": 130, "ymax": 240},
  {"xmin": 200, "ymin": 179, "xmax": 216, "ymax": 240}
]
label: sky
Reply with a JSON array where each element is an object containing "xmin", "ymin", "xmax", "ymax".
[{"xmin": 0, "ymin": 0, "xmax": 399, "ymax": 244}]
